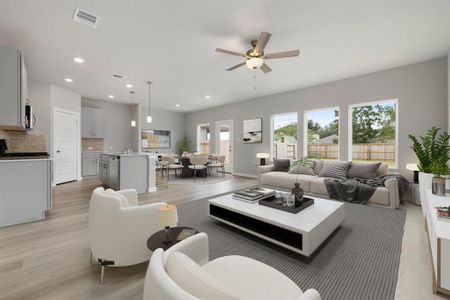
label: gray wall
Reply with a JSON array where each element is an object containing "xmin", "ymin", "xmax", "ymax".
[
  {"xmin": 185, "ymin": 57, "xmax": 448, "ymax": 179},
  {"xmin": 139, "ymin": 106, "xmax": 186, "ymax": 154},
  {"xmin": 82, "ymin": 98, "xmax": 135, "ymax": 152}
]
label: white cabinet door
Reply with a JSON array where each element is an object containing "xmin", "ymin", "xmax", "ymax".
[
  {"xmin": 81, "ymin": 107, "xmax": 93, "ymax": 138},
  {"xmin": 0, "ymin": 45, "xmax": 21, "ymax": 128},
  {"xmin": 54, "ymin": 111, "xmax": 78, "ymax": 184},
  {"xmin": 93, "ymin": 108, "xmax": 104, "ymax": 138}
]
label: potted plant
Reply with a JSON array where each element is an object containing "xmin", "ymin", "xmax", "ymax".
[
  {"xmin": 430, "ymin": 162, "xmax": 449, "ymax": 196},
  {"xmin": 176, "ymin": 136, "xmax": 191, "ymax": 157},
  {"xmin": 409, "ymin": 127, "xmax": 450, "ymax": 197}
]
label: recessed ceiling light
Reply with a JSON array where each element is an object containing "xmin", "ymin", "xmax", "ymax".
[
  {"xmin": 126, "ymin": 84, "xmax": 133, "ymax": 88},
  {"xmin": 205, "ymin": 95, "xmax": 211, "ymax": 99},
  {"xmin": 73, "ymin": 57, "xmax": 85, "ymax": 63},
  {"xmin": 64, "ymin": 78, "xmax": 73, "ymax": 82},
  {"xmin": 108, "ymin": 95, "xmax": 114, "ymax": 99},
  {"xmin": 175, "ymin": 104, "xmax": 180, "ymax": 107}
]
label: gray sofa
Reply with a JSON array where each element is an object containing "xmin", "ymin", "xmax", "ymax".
[{"xmin": 258, "ymin": 160, "xmax": 400, "ymax": 209}]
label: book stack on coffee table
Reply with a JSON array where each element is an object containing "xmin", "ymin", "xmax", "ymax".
[{"xmin": 232, "ymin": 186, "xmax": 275, "ymax": 203}]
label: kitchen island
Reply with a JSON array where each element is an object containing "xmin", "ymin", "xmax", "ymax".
[{"xmin": 99, "ymin": 153, "xmax": 156, "ymax": 194}]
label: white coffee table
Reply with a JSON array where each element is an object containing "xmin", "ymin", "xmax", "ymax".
[{"xmin": 208, "ymin": 193, "xmax": 345, "ymax": 256}]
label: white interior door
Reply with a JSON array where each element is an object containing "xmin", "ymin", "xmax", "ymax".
[
  {"xmin": 54, "ymin": 110, "xmax": 78, "ymax": 184},
  {"xmin": 215, "ymin": 120, "xmax": 233, "ymax": 173}
]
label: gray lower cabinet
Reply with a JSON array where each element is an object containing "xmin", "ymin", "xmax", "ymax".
[
  {"xmin": 82, "ymin": 152, "xmax": 100, "ymax": 177},
  {"xmin": 0, "ymin": 159, "xmax": 52, "ymax": 227}
]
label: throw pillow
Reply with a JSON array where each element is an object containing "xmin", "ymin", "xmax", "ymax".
[
  {"xmin": 104, "ymin": 189, "xmax": 129, "ymax": 207},
  {"xmin": 318, "ymin": 161, "xmax": 351, "ymax": 179},
  {"xmin": 166, "ymin": 251, "xmax": 239, "ymax": 300},
  {"xmin": 348, "ymin": 162, "xmax": 381, "ymax": 179},
  {"xmin": 272, "ymin": 159, "xmax": 290, "ymax": 172},
  {"xmin": 313, "ymin": 160, "xmax": 324, "ymax": 175},
  {"xmin": 288, "ymin": 160, "xmax": 315, "ymax": 175}
]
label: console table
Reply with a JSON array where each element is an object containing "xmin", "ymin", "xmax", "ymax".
[{"xmin": 423, "ymin": 190, "xmax": 450, "ymax": 296}]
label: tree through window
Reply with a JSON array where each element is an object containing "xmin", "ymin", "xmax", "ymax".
[{"xmin": 350, "ymin": 99, "xmax": 397, "ymax": 168}]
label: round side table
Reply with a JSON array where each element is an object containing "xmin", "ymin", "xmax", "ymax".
[{"xmin": 147, "ymin": 226, "xmax": 199, "ymax": 251}]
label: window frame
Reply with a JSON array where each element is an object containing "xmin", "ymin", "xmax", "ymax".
[
  {"xmin": 270, "ymin": 112, "xmax": 299, "ymax": 160},
  {"xmin": 303, "ymin": 106, "xmax": 340, "ymax": 160},
  {"xmin": 348, "ymin": 98, "xmax": 399, "ymax": 170}
]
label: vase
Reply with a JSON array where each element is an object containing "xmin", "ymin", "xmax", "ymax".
[
  {"xmin": 432, "ymin": 177, "xmax": 446, "ymax": 196},
  {"xmin": 419, "ymin": 172, "xmax": 433, "ymax": 214}
]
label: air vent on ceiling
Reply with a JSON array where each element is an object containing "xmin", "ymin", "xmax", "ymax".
[
  {"xmin": 112, "ymin": 74, "xmax": 123, "ymax": 79},
  {"xmin": 73, "ymin": 8, "xmax": 100, "ymax": 28}
]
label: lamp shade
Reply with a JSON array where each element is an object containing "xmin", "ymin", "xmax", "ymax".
[
  {"xmin": 406, "ymin": 163, "xmax": 419, "ymax": 171},
  {"xmin": 256, "ymin": 153, "xmax": 270, "ymax": 159},
  {"xmin": 157, "ymin": 204, "xmax": 178, "ymax": 227}
]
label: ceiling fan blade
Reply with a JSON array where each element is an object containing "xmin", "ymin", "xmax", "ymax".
[
  {"xmin": 215, "ymin": 48, "xmax": 246, "ymax": 57},
  {"xmin": 260, "ymin": 63, "xmax": 272, "ymax": 73},
  {"xmin": 264, "ymin": 50, "xmax": 300, "ymax": 59},
  {"xmin": 254, "ymin": 32, "xmax": 271, "ymax": 54},
  {"xmin": 226, "ymin": 61, "xmax": 246, "ymax": 71}
]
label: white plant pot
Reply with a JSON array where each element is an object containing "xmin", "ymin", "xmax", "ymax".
[{"xmin": 419, "ymin": 172, "xmax": 433, "ymax": 214}]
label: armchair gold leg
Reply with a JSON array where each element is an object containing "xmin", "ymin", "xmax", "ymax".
[{"xmin": 100, "ymin": 265, "xmax": 105, "ymax": 285}]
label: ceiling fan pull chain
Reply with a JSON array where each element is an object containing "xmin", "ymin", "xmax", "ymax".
[{"xmin": 253, "ymin": 71, "xmax": 257, "ymax": 90}]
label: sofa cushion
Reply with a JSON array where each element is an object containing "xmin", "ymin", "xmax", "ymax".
[
  {"xmin": 260, "ymin": 172, "xmax": 313, "ymax": 192},
  {"xmin": 203, "ymin": 255, "xmax": 303, "ymax": 300},
  {"xmin": 310, "ymin": 177, "xmax": 330, "ymax": 195},
  {"xmin": 272, "ymin": 159, "xmax": 290, "ymax": 172},
  {"xmin": 318, "ymin": 161, "xmax": 351, "ymax": 179},
  {"xmin": 348, "ymin": 162, "xmax": 381, "ymax": 179},
  {"xmin": 288, "ymin": 160, "xmax": 315, "ymax": 175},
  {"xmin": 166, "ymin": 251, "xmax": 239, "ymax": 300}
]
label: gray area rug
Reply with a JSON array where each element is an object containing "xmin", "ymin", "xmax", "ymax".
[{"xmin": 177, "ymin": 198, "xmax": 406, "ymax": 300}]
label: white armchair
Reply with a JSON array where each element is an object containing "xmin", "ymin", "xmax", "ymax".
[
  {"xmin": 88, "ymin": 187, "xmax": 167, "ymax": 276},
  {"xmin": 144, "ymin": 233, "xmax": 321, "ymax": 300}
]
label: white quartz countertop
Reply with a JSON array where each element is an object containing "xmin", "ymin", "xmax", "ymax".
[{"xmin": 0, "ymin": 158, "xmax": 52, "ymax": 163}]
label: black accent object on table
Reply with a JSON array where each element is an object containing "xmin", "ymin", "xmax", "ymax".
[
  {"xmin": 147, "ymin": 226, "xmax": 199, "ymax": 251},
  {"xmin": 259, "ymin": 196, "xmax": 315, "ymax": 214}
]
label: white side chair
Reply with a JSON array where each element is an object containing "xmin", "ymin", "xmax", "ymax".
[
  {"xmin": 144, "ymin": 233, "xmax": 321, "ymax": 300},
  {"xmin": 188, "ymin": 155, "xmax": 209, "ymax": 182},
  {"xmin": 208, "ymin": 155, "xmax": 226, "ymax": 178},
  {"xmin": 163, "ymin": 155, "xmax": 183, "ymax": 180},
  {"xmin": 88, "ymin": 187, "xmax": 167, "ymax": 283}
]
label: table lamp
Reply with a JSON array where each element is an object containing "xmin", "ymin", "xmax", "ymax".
[
  {"xmin": 256, "ymin": 153, "xmax": 270, "ymax": 165},
  {"xmin": 157, "ymin": 204, "xmax": 179, "ymax": 244},
  {"xmin": 406, "ymin": 163, "xmax": 419, "ymax": 183}
]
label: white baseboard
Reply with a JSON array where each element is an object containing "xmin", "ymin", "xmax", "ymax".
[
  {"xmin": 147, "ymin": 187, "xmax": 157, "ymax": 193},
  {"xmin": 232, "ymin": 172, "xmax": 258, "ymax": 179}
]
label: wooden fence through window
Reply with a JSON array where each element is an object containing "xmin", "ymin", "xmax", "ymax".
[{"xmin": 307, "ymin": 143, "xmax": 395, "ymax": 161}]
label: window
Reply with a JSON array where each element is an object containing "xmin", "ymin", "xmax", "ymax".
[
  {"xmin": 349, "ymin": 99, "xmax": 398, "ymax": 168},
  {"xmin": 304, "ymin": 107, "xmax": 339, "ymax": 160},
  {"xmin": 271, "ymin": 113, "xmax": 298, "ymax": 159}
]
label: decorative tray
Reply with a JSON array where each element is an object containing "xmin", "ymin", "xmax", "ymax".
[{"xmin": 259, "ymin": 196, "xmax": 314, "ymax": 214}]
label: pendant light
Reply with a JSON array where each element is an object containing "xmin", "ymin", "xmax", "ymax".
[
  {"xmin": 146, "ymin": 81, "xmax": 152, "ymax": 123},
  {"xmin": 130, "ymin": 91, "xmax": 136, "ymax": 127}
]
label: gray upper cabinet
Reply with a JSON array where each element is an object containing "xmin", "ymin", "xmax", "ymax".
[
  {"xmin": 0, "ymin": 44, "xmax": 27, "ymax": 130},
  {"xmin": 81, "ymin": 106, "xmax": 104, "ymax": 138}
]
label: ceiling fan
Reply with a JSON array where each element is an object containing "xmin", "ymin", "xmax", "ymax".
[{"xmin": 215, "ymin": 31, "xmax": 300, "ymax": 73}]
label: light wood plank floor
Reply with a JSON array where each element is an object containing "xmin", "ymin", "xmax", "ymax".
[{"xmin": 0, "ymin": 177, "xmax": 446, "ymax": 300}]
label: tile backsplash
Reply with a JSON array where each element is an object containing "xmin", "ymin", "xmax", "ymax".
[
  {"xmin": 82, "ymin": 138, "xmax": 104, "ymax": 151},
  {"xmin": 0, "ymin": 129, "xmax": 48, "ymax": 153}
]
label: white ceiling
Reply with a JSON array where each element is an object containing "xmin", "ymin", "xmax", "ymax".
[{"xmin": 0, "ymin": 0, "xmax": 449, "ymax": 112}]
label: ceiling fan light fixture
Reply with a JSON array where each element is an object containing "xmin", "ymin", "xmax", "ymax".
[{"xmin": 246, "ymin": 57, "xmax": 264, "ymax": 69}]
